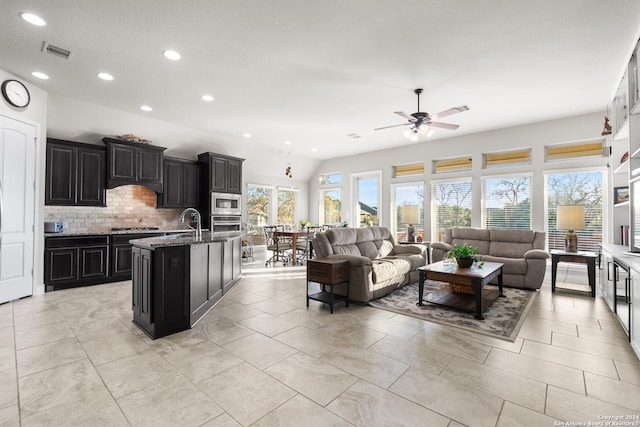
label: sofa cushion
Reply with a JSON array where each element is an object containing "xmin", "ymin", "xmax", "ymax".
[
  {"xmin": 387, "ymin": 254, "xmax": 424, "ymax": 270},
  {"xmin": 322, "ymin": 227, "xmax": 395, "ymax": 260},
  {"xmin": 488, "ymin": 229, "xmax": 535, "ymax": 258},
  {"xmin": 451, "ymin": 238, "xmax": 490, "ymax": 255},
  {"xmin": 372, "ymin": 258, "xmax": 411, "ymax": 283},
  {"xmin": 481, "ymin": 255, "xmax": 527, "ymax": 275}
]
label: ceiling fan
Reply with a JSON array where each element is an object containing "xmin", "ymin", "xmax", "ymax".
[{"xmin": 375, "ymin": 88, "xmax": 470, "ymax": 141}]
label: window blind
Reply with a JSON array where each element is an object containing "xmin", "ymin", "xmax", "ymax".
[
  {"xmin": 546, "ymin": 171, "xmax": 603, "ymax": 252},
  {"xmin": 546, "ymin": 141, "xmax": 604, "ymax": 162},
  {"xmin": 482, "ymin": 176, "xmax": 531, "ymax": 229},
  {"xmin": 434, "ymin": 157, "xmax": 472, "ymax": 174},
  {"xmin": 394, "ymin": 163, "xmax": 424, "ymax": 177},
  {"xmin": 484, "ymin": 149, "xmax": 531, "ymax": 168},
  {"xmin": 432, "ymin": 180, "xmax": 472, "ymax": 241}
]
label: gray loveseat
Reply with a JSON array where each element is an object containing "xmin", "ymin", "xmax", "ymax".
[
  {"xmin": 431, "ymin": 227, "xmax": 549, "ymax": 290},
  {"xmin": 311, "ymin": 226, "xmax": 426, "ymax": 303}
]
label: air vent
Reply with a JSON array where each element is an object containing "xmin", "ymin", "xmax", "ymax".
[{"xmin": 42, "ymin": 42, "xmax": 71, "ymax": 60}]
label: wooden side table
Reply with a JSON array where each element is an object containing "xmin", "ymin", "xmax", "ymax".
[
  {"xmin": 307, "ymin": 258, "xmax": 349, "ymax": 313},
  {"xmin": 550, "ymin": 250, "xmax": 597, "ymax": 298}
]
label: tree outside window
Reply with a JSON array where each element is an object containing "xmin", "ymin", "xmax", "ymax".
[
  {"xmin": 322, "ymin": 189, "xmax": 341, "ymax": 225},
  {"xmin": 277, "ymin": 189, "xmax": 295, "ymax": 227},
  {"xmin": 482, "ymin": 176, "xmax": 531, "ymax": 229},
  {"xmin": 433, "ymin": 180, "xmax": 472, "ymax": 241},
  {"xmin": 547, "ymin": 171, "xmax": 603, "ymax": 252}
]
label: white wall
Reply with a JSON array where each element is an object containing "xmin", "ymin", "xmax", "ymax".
[
  {"xmin": 0, "ymin": 69, "xmax": 48, "ymax": 293},
  {"xmin": 46, "ymin": 93, "xmax": 321, "ymax": 184},
  {"xmin": 310, "ymin": 111, "xmax": 610, "ymax": 242}
]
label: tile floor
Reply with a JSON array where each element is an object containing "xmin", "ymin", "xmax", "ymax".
[{"xmin": 1, "ymin": 261, "xmax": 640, "ymax": 426}]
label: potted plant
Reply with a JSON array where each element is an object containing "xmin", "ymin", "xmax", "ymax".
[
  {"xmin": 447, "ymin": 244, "xmax": 478, "ymax": 268},
  {"xmin": 299, "ymin": 219, "xmax": 311, "ymax": 230}
]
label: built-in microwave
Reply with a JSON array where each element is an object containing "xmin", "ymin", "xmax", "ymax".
[
  {"xmin": 211, "ymin": 192, "xmax": 241, "ymax": 215},
  {"xmin": 211, "ymin": 215, "xmax": 242, "ymax": 234}
]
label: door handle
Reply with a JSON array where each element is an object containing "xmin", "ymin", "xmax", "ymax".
[
  {"xmin": 607, "ymin": 261, "xmax": 612, "ymax": 281},
  {"xmin": 626, "ymin": 277, "xmax": 631, "ymax": 304}
]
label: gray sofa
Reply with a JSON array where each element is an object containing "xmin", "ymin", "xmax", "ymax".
[
  {"xmin": 431, "ymin": 227, "xmax": 549, "ymax": 290},
  {"xmin": 311, "ymin": 226, "xmax": 426, "ymax": 303}
]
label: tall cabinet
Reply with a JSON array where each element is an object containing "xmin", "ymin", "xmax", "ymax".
[{"xmin": 606, "ymin": 37, "xmax": 640, "ymax": 357}]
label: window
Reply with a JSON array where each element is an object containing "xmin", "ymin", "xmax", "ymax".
[
  {"xmin": 546, "ymin": 171, "xmax": 603, "ymax": 252},
  {"xmin": 482, "ymin": 175, "xmax": 531, "ymax": 229},
  {"xmin": 319, "ymin": 173, "xmax": 342, "ymax": 185},
  {"xmin": 433, "ymin": 157, "xmax": 472, "ymax": 174},
  {"xmin": 394, "ymin": 163, "xmax": 424, "ymax": 177},
  {"xmin": 321, "ymin": 189, "xmax": 341, "ymax": 225},
  {"xmin": 483, "ymin": 149, "xmax": 531, "ymax": 168},
  {"xmin": 247, "ymin": 185, "xmax": 271, "ymax": 227},
  {"xmin": 393, "ymin": 183, "xmax": 424, "ymax": 242},
  {"xmin": 277, "ymin": 188, "xmax": 296, "ymax": 227},
  {"xmin": 355, "ymin": 173, "xmax": 380, "ymax": 227},
  {"xmin": 546, "ymin": 140, "xmax": 604, "ymax": 162},
  {"xmin": 432, "ymin": 179, "xmax": 472, "ymax": 242}
]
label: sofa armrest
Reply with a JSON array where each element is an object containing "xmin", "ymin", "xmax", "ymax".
[
  {"xmin": 524, "ymin": 249, "xmax": 550, "ymax": 260},
  {"xmin": 392, "ymin": 245, "xmax": 424, "ymax": 255},
  {"xmin": 431, "ymin": 242, "xmax": 452, "ymax": 252},
  {"xmin": 326, "ymin": 254, "xmax": 373, "ymax": 267}
]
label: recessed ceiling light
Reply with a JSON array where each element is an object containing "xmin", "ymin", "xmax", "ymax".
[
  {"xmin": 311, "ymin": 148, "xmax": 318, "ymax": 152},
  {"xmin": 140, "ymin": 105, "xmax": 153, "ymax": 112},
  {"xmin": 31, "ymin": 71, "xmax": 49, "ymax": 80},
  {"xmin": 163, "ymin": 50, "xmax": 181, "ymax": 61},
  {"xmin": 97, "ymin": 72, "xmax": 114, "ymax": 81},
  {"xmin": 202, "ymin": 94, "xmax": 214, "ymax": 102},
  {"xmin": 21, "ymin": 12, "xmax": 46, "ymax": 26},
  {"xmin": 243, "ymin": 133, "xmax": 252, "ymax": 138},
  {"xmin": 283, "ymin": 140, "xmax": 292, "ymax": 145}
]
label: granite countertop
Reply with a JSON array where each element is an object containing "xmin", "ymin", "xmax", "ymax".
[
  {"xmin": 130, "ymin": 231, "xmax": 244, "ymax": 249},
  {"xmin": 44, "ymin": 228, "xmax": 200, "ymax": 237}
]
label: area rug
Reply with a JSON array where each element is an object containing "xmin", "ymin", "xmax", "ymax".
[{"xmin": 368, "ymin": 281, "xmax": 536, "ymax": 342}]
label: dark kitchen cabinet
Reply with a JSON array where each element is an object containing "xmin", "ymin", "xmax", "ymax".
[
  {"xmin": 157, "ymin": 157, "xmax": 200, "ymax": 208},
  {"xmin": 132, "ymin": 245, "xmax": 190, "ymax": 339},
  {"xmin": 197, "ymin": 152, "xmax": 244, "ymax": 194},
  {"xmin": 102, "ymin": 137, "xmax": 166, "ymax": 193},
  {"xmin": 45, "ymin": 139, "xmax": 106, "ymax": 206},
  {"xmin": 111, "ymin": 233, "xmax": 164, "ymax": 280},
  {"xmin": 45, "ymin": 235, "xmax": 109, "ymax": 291},
  {"xmin": 131, "ymin": 236, "xmax": 241, "ymax": 339}
]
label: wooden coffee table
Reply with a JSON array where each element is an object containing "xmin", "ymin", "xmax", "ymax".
[{"xmin": 417, "ymin": 261, "xmax": 504, "ymax": 320}]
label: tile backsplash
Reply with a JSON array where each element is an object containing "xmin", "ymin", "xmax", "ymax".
[{"xmin": 44, "ymin": 185, "xmax": 184, "ymax": 233}]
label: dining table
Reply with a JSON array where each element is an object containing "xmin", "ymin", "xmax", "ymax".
[{"xmin": 277, "ymin": 230, "xmax": 309, "ymax": 265}]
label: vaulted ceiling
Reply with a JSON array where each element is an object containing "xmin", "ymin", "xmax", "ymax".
[{"xmin": 2, "ymin": 1, "xmax": 640, "ymax": 161}]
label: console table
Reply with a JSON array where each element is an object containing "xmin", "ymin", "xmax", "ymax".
[
  {"xmin": 306, "ymin": 258, "xmax": 349, "ymax": 313},
  {"xmin": 550, "ymin": 250, "xmax": 597, "ymax": 298}
]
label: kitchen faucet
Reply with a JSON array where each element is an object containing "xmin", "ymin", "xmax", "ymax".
[{"xmin": 179, "ymin": 208, "xmax": 202, "ymax": 240}]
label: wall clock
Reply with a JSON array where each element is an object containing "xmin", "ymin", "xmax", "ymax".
[{"xmin": 1, "ymin": 79, "xmax": 30, "ymax": 108}]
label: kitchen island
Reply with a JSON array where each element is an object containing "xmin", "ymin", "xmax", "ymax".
[{"xmin": 129, "ymin": 232, "xmax": 243, "ymax": 339}]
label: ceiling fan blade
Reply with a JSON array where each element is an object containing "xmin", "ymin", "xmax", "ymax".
[
  {"xmin": 374, "ymin": 123, "xmax": 411, "ymax": 131},
  {"xmin": 394, "ymin": 111, "xmax": 417, "ymax": 122},
  {"xmin": 431, "ymin": 105, "xmax": 471, "ymax": 120},
  {"xmin": 430, "ymin": 121, "xmax": 460, "ymax": 130}
]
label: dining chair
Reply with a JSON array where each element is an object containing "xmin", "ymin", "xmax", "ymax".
[
  {"xmin": 296, "ymin": 226, "xmax": 323, "ymax": 262},
  {"xmin": 264, "ymin": 225, "xmax": 292, "ymax": 266}
]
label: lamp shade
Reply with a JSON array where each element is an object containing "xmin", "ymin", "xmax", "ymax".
[
  {"xmin": 557, "ymin": 205, "xmax": 585, "ymax": 230},
  {"xmin": 402, "ymin": 205, "xmax": 420, "ymax": 224}
]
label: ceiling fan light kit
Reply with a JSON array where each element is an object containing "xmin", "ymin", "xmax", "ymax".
[{"xmin": 375, "ymin": 88, "xmax": 470, "ymax": 141}]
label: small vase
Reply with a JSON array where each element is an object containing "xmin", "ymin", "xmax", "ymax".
[{"xmin": 456, "ymin": 257, "xmax": 474, "ymax": 268}]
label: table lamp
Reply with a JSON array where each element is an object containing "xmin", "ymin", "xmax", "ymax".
[
  {"xmin": 402, "ymin": 205, "xmax": 420, "ymax": 243},
  {"xmin": 557, "ymin": 205, "xmax": 585, "ymax": 252}
]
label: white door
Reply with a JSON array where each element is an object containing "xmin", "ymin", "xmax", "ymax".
[{"xmin": 0, "ymin": 114, "xmax": 37, "ymax": 303}]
